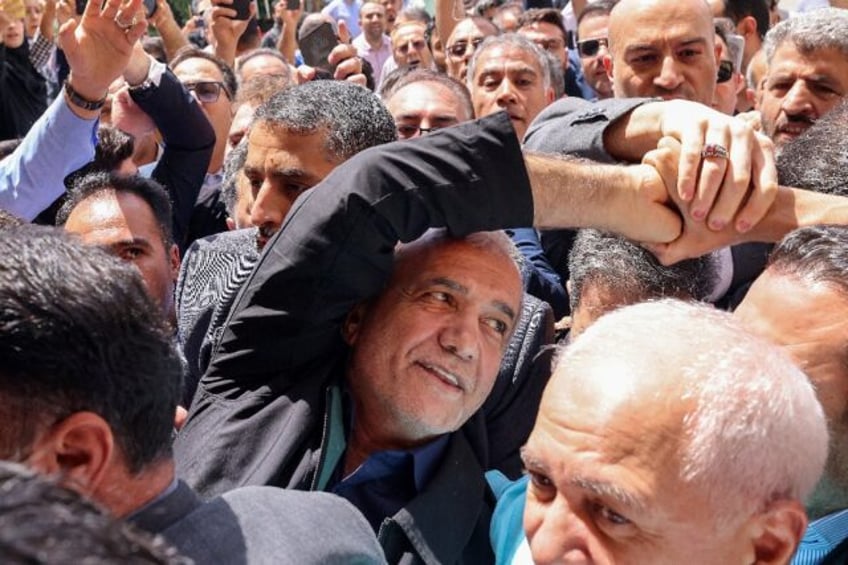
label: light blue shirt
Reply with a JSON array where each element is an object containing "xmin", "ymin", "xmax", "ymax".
[
  {"xmin": 0, "ymin": 95, "xmax": 97, "ymax": 220},
  {"xmin": 792, "ymin": 508, "xmax": 848, "ymax": 565}
]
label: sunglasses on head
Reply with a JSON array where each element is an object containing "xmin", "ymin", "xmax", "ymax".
[
  {"xmin": 717, "ymin": 60, "xmax": 734, "ymax": 84},
  {"xmin": 184, "ymin": 81, "xmax": 231, "ymax": 103},
  {"xmin": 576, "ymin": 37, "xmax": 608, "ymax": 58}
]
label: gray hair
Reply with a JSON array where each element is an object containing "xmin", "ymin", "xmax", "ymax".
[
  {"xmin": 554, "ymin": 299, "xmax": 828, "ymax": 527},
  {"xmin": 764, "ymin": 7, "xmax": 848, "ymax": 64},
  {"xmin": 466, "ymin": 33, "xmax": 554, "ymax": 93},
  {"xmin": 568, "ymin": 229, "xmax": 718, "ymax": 313},
  {"xmin": 777, "ymin": 98, "xmax": 848, "ymax": 197},
  {"xmin": 253, "ymin": 81, "xmax": 397, "ymax": 162}
]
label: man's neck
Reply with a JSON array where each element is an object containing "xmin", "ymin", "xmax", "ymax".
[
  {"xmin": 365, "ymin": 33, "xmax": 384, "ymax": 49},
  {"xmin": 344, "ymin": 423, "xmax": 433, "ymax": 476},
  {"xmin": 95, "ymin": 459, "xmax": 177, "ymax": 518}
]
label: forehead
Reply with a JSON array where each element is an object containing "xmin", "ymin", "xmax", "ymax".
[
  {"xmin": 526, "ymin": 357, "xmax": 689, "ymax": 495},
  {"xmin": 577, "ymin": 12, "xmax": 609, "ymax": 37},
  {"xmin": 361, "ymin": 3, "xmax": 384, "ymax": 15},
  {"xmin": 769, "ymin": 43, "xmax": 848, "ymax": 83},
  {"xmin": 449, "ymin": 19, "xmax": 493, "ymax": 42},
  {"xmin": 245, "ymin": 122, "xmax": 337, "ymax": 173},
  {"xmin": 388, "ymin": 82, "xmax": 464, "ymax": 115},
  {"xmin": 393, "ymin": 24, "xmax": 425, "ymax": 42},
  {"xmin": 520, "ymin": 22, "xmax": 565, "ymax": 41},
  {"xmin": 173, "ymin": 57, "xmax": 225, "ymax": 83},
  {"xmin": 611, "ymin": 0, "xmax": 712, "ymax": 51},
  {"xmin": 65, "ymin": 192, "xmax": 164, "ymax": 247},
  {"xmin": 475, "ymin": 45, "xmax": 543, "ymax": 76},
  {"xmin": 394, "ymin": 236, "xmax": 522, "ymax": 303}
]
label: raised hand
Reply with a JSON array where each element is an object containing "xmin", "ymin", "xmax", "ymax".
[{"xmin": 58, "ymin": 0, "xmax": 147, "ymax": 102}]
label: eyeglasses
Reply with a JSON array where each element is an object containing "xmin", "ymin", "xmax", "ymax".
[
  {"xmin": 576, "ymin": 37, "xmax": 609, "ymax": 58},
  {"xmin": 446, "ymin": 38, "xmax": 484, "ymax": 60},
  {"xmin": 396, "ymin": 39, "xmax": 427, "ymax": 55},
  {"xmin": 717, "ymin": 60, "xmax": 734, "ymax": 84},
  {"xmin": 395, "ymin": 123, "xmax": 442, "ymax": 139},
  {"xmin": 183, "ymin": 81, "xmax": 231, "ymax": 103}
]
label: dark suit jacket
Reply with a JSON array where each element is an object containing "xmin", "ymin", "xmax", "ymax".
[
  {"xmin": 129, "ymin": 480, "xmax": 386, "ymax": 564},
  {"xmin": 175, "ymin": 114, "xmax": 542, "ymax": 563}
]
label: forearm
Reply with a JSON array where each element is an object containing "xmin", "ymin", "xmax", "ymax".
[
  {"xmin": 743, "ymin": 187, "xmax": 848, "ymax": 243},
  {"xmin": 157, "ymin": 19, "xmax": 190, "ymax": 62},
  {"xmin": 279, "ymin": 20, "xmax": 296, "ymax": 64},
  {"xmin": 0, "ymin": 95, "xmax": 97, "ymax": 219},
  {"xmin": 601, "ymin": 100, "xmax": 668, "ymax": 162}
]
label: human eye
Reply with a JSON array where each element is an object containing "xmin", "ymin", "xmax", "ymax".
[
  {"xmin": 285, "ymin": 183, "xmax": 310, "ymax": 197},
  {"xmin": 482, "ymin": 76, "xmax": 500, "ymax": 89},
  {"xmin": 246, "ymin": 174, "xmax": 263, "ymax": 192},
  {"xmin": 483, "ymin": 317, "xmax": 509, "ymax": 336},
  {"xmin": 118, "ymin": 246, "xmax": 144, "ymax": 261},
  {"xmin": 526, "ymin": 469, "xmax": 556, "ymax": 500},
  {"xmin": 396, "ymin": 123, "xmax": 420, "ymax": 138},
  {"xmin": 590, "ymin": 500, "xmax": 632, "ymax": 527},
  {"xmin": 678, "ymin": 47, "xmax": 702, "ymax": 59},
  {"xmin": 628, "ymin": 52, "xmax": 658, "ymax": 66}
]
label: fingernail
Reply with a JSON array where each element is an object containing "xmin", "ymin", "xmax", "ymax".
[
  {"xmin": 709, "ymin": 218, "xmax": 725, "ymax": 230},
  {"xmin": 691, "ymin": 208, "xmax": 706, "ymax": 220},
  {"xmin": 736, "ymin": 219, "xmax": 751, "ymax": 233}
]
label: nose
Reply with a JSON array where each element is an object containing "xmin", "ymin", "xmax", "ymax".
[
  {"xmin": 249, "ymin": 182, "xmax": 286, "ymax": 234},
  {"xmin": 438, "ymin": 311, "xmax": 479, "ymax": 362},
  {"xmin": 495, "ymin": 80, "xmax": 518, "ymax": 107},
  {"xmin": 653, "ymin": 55, "xmax": 684, "ymax": 91},
  {"xmin": 780, "ymin": 80, "xmax": 815, "ymax": 117},
  {"xmin": 527, "ymin": 496, "xmax": 594, "ymax": 565}
]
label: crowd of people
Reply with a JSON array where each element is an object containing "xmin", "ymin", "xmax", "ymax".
[{"xmin": 1, "ymin": 0, "xmax": 848, "ymax": 562}]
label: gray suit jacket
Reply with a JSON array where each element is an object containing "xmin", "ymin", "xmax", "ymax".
[{"xmin": 130, "ymin": 480, "xmax": 386, "ymax": 564}]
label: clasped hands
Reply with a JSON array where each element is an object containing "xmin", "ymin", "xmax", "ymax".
[{"xmin": 631, "ymin": 105, "xmax": 778, "ymax": 265}]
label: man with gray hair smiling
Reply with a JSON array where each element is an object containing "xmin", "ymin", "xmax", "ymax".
[{"xmin": 491, "ymin": 299, "xmax": 828, "ymax": 564}]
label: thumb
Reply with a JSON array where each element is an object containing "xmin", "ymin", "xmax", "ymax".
[
  {"xmin": 337, "ymin": 18, "xmax": 350, "ymax": 43},
  {"xmin": 56, "ymin": 17, "xmax": 77, "ymax": 51}
]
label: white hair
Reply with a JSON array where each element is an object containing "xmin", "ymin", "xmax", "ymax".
[{"xmin": 554, "ymin": 299, "xmax": 828, "ymax": 527}]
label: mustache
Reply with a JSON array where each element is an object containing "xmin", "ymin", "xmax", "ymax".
[{"xmin": 776, "ymin": 113, "xmax": 816, "ymax": 129}]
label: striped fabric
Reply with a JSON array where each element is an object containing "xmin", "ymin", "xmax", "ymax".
[{"xmin": 792, "ymin": 508, "xmax": 848, "ymax": 565}]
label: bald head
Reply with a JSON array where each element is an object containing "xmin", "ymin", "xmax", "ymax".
[{"xmin": 607, "ymin": 0, "xmax": 718, "ymax": 104}]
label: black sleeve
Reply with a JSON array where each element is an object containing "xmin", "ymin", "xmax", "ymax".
[
  {"xmin": 203, "ymin": 111, "xmax": 535, "ymax": 394},
  {"xmin": 131, "ymin": 69, "xmax": 215, "ymax": 251}
]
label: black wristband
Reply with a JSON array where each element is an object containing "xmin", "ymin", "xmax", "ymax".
[{"xmin": 64, "ymin": 81, "xmax": 107, "ymax": 111}]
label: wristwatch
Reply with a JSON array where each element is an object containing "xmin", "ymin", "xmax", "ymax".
[{"xmin": 64, "ymin": 81, "xmax": 107, "ymax": 111}]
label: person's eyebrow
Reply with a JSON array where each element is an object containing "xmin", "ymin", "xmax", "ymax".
[
  {"xmin": 429, "ymin": 276, "xmax": 516, "ymax": 321},
  {"xmin": 268, "ymin": 166, "xmax": 321, "ymax": 186},
  {"xmin": 519, "ymin": 446, "xmax": 548, "ymax": 473},
  {"xmin": 676, "ymin": 37, "xmax": 708, "ymax": 50},
  {"xmin": 570, "ymin": 476, "xmax": 646, "ymax": 513}
]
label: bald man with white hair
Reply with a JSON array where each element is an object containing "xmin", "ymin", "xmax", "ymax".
[{"xmin": 491, "ymin": 299, "xmax": 828, "ymax": 564}]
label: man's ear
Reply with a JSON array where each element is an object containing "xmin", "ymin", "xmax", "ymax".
[
  {"xmin": 746, "ymin": 499, "xmax": 808, "ymax": 565},
  {"xmin": 736, "ymin": 15, "xmax": 758, "ymax": 40},
  {"xmin": 342, "ymin": 302, "xmax": 369, "ymax": 346},
  {"xmin": 169, "ymin": 243, "xmax": 181, "ymax": 282},
  {"xmin": 25, "ymin": 412, "xmax": 115, "ymax": 498}
]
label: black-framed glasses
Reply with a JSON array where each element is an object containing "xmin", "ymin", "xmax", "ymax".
[
  {"xmin": 576, "ymin": 37, "xmax": 608, "ymax": 58},
  {"xmin": 395, "ymin": 123, "xmax": 442, "ymax": 139},
  {"xmin": 446, "ymin": 37, "xmax": 484, "ymax": 60},
  {"xmin": 717, "ymin": 60, "xmax": 734, "ymax": 84},
  {"xmin": 184, "ymin": 81, "xmax": 231, "ymax": 103}
]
